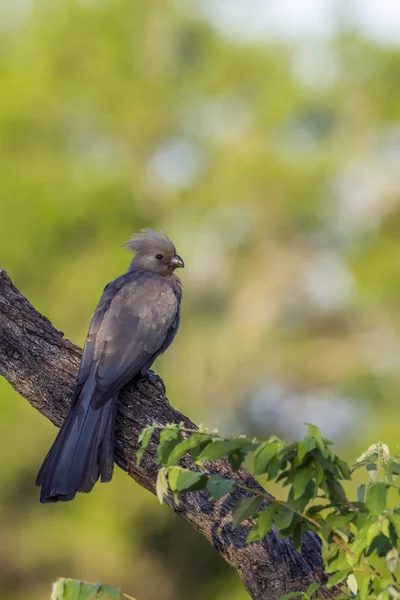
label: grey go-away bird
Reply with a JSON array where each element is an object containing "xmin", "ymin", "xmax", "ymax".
[{"xmin": 36, "ymin": 229, "xmax": 184, "ymax": 503}]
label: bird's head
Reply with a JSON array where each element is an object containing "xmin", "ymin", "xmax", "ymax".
[{"xmin": 125, "ymin": 229, "xmax": 184, "ymax": 275}]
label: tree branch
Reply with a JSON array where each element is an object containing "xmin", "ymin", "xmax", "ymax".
[{"xmin": 0, "ymin": 270, "xmax": 336, "ymax": 600}]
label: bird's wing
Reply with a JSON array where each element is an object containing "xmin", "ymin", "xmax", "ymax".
[
  {"xmin": 73, "ymin": 277, "xmax": 127, "ymax": 390},
  {"xmin": 83, "ymin": 274, "xmax": 178, "ymax": 408},
  {"xmin": 68, "ymin": 277, "xmax": 127, "ymax": 411}
]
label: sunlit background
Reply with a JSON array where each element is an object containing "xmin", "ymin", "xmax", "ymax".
[{"xmin": 1, "ymin": 1, "xmax": 400, "ymax": 598}]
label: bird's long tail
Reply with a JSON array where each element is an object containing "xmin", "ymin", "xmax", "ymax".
[{"xmin": 36, "ymin": 377, "xmax": 118, "ymax": 503}]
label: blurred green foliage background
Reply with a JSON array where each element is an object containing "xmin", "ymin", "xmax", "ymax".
[{"xmin": 1, "ymin": 1, "xmax": 400, "ymax": 599}]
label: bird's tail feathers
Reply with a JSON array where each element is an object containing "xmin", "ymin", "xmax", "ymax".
[{"xmin": 36, "ymin": 378, "xmax": 117, "ymax": 503}]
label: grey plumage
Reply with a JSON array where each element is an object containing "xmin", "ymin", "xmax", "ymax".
[{"xmin": 36, "ymin": 230, "xmax": 184, "ymax": 503}]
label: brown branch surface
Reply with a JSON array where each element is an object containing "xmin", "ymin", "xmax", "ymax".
[{"xmin": 0, "ymin": 270, "xmax": 336, "ymax": 600}]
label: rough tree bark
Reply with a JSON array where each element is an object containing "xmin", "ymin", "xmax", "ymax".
[{"xmin": 0, "ymin": 270, "xmax": 337, "ymax": 600}]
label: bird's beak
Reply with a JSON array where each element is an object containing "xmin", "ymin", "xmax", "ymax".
[{"xmin": 170, "ymin": 254, "xmax": 184, "ymax": 269}]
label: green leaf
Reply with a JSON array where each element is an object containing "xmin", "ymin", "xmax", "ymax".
[
  {"xmin": 51, "ymin": 579, "xmax": 125, "ymax": 600},
  {"xmin": 368, "ymin": 533, "xmax": 391, "ymax": 558},
  {"xmin": 264, "ymin": 456, "xmax": 284, "ymax": 480},
  {"xmin": 246, "ymin": 503, "xmax": 278, "ymax": 542},
  {"xmin": 354, "ymin": 511, "xmax": 368, "ymax": 529},
  {"xmin": 314, "ymin": 463, "xmax": 325, "ymax": 487},
  {"xmin": 351, "ymin": 521, "xmax": 369, "ymax": 559},
  {"xmin": 189, "ymin": 442, "xmax": 211, "ymax": 461},
  {"xmin": 304, "ymin": 582, "xmax": 320, "ymax": 598},
  {"xmin": 357, "ymin": 484, "xmax": 366, "ymax": 503},
  {"xmin": 232, "ymin": 496, "xmax": 264, "ymax": 525},
  {"xmin": 347, "ymin": 574, "xmax": 358, "ymax": 595},
  {"xmin": 359, "ymin": 577, "xmax": 371, "ymax": 600},
  {"xmin": 207, "ymin": 476, "xmax": 235, "ymax": 500},
  {"xmin": 386, "ymin": 548, "xmax": 399, "ymax": 573},
  {"xmin": 173, "ymin": 470, "xmax": 208, "ymax": 493},
  {"xmin": 138, "ymin": 425, "xmax": 153, "ymax": 445},
  {"xmin": 276, "ymin": 469, "xmax": 290, "ymax": 484},
  {"xmin": 156, "ymin": 467, "xmax": 168, "ymax": 504},
  {"xmin": 322, "ymin": 545, "xmax": 339, "ymax": 569},
  {"xmin": 366, "ymin": 463, "xmax": 377, "ymax": 482},
  {"xmin": 366, "ymin": 519, "xmax": 381, "ymax": 551},
  {"xmin": 326, "ymin": 570, "xmax": 350, "ymax": 589},
  {"xmin": 253, "ymin": 441, "xmax": 284, "ymax": 475},
  {"xmin": 51, "ymin": 579, "xmax": 65, "ymax": 600},
  {"xmin": 356, "ymin": 444, "xmax": 379, "ymax": 464},
  {"xmin": 196, "ymin": 438, "xmax": 254, "ymax": 462},
  {"xmin": 305, "ymin": 424, "xmax": 326, "ymax": 452},
  {"xmin": 371, "ymin": 577, "xmax": 386, "ymax": 595},
  {"xmin": 390, "ymin": 513, "xmax": 400, "ymax": 538},
  {"xmin": 306, "ymin": 503, "xmax": 330, "ymax": 518},
  {"xmin": 166, "ymin": 433, "xmax": 213, "ymax": 465},
  {"xmin": 335, "ymin": 457, "xmax": 351, "ymax": 480},
  {"xmin": 291, "ymin": 522, "xmax": 303, "ymax": 552},
  {"xmin": 381, "ymin": 517, "xmax": 390, "ymax": 538},
  {"xmin": 288, "ymin": 480, "xmax": 315, "ymax": 513},
  {"xmin": 292, "ymin": 465, "xmax": 313, "ymax": 500},
  {"xmin": 228, "ymin": 449, "xmax": 248, "ymax": 471},
  {"xmin": 274, "ymin": 507, "xmax": 294, "ymax": 532},
  {"xmin": 391, "ymin": 461, "xmax": 400, "ymax": 475},
  {"xmin": 96, "ymin": 585, "xmax": 122, "ymax": 599},
  {"xmin": 297, "ymin": 438, "xmax": 316, "ymax": 463},
  {"xmin": 386, "ymin": 458, "xmax": 394, "ymax": 484},
  {"xmin": 167, "ymin": 467, "xmax": 180, "ymax": 492},
  {"xmin": 64, "ymin": 579, "xmax": 83, "ymax": 600},
  {"xmin": 325, "ymin": 512, "xmax": 355, "ymax": 533},
  {"xmin": 314, "ymin": 454, "xmax": 337, "ymax": 476},
  {"xmin": 156, "ymin": 428, "xmax": 181, "ymax": 465},
  {"xmin": 366, "ymin": 518, "xmax": 381, "ymax": 548},
  {"xmin": 280, "ymin": 593, "xmax": 304, "ymax": 600},
  {"xmin": 366, "ymin": 482, "xmax": 387, "ymax": 516},
  {"xmin": 136, "ymin": 426, "xmax": 155, "ymax": 466}
]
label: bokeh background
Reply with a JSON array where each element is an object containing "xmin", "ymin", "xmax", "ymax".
[{"xmin": 1, "ymin": 1, "xmax": 400, "ymax": 598}]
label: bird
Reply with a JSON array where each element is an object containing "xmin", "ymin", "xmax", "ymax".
[{"xmin": 36, "ymin": 229, "xmax": 184, "ymax": 503}]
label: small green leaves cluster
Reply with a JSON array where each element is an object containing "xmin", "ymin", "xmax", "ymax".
[
  {"xmin": 51, "ymin": 578, "xmax": 136, "ymax": 600},
  {"xmin": 138, "ymin": 424, "xmax": 400, "ymax": 600}
]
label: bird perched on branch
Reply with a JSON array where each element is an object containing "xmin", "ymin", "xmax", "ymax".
[{"xmin": 36, "ymin": 229, "xmax": 184, "ymax": 503}]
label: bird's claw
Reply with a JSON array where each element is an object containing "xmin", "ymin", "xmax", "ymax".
[{"xmin": 144, "ymin": 370, "xmax": 166, "ymax": 394}]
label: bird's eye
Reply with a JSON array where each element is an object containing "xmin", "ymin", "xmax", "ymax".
[{"xmin": 156, "ymin": 254, "xmax": 163, "ymax": 260}]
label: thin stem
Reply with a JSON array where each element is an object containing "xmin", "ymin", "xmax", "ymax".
[
  {"xmin": 332, "ymin": 483, "xmax": 359, "ymax": 513},
  {"xmin": 377, "ymin": 442, "xmax": 382, "ymax": 483},
  {"xmin": 234, "ymin": 482, "xmax": 275, "ymax": 503},
  {"xmin": 151, "ymin": 424, "xmax": 231, "ymax": 439},
  {"xmin": 331, "ymin": 535, "xmax": 369, "ymax": 576}
]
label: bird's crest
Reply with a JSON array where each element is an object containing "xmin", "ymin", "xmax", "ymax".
[{"xmin": 124, "ymin": 229, "xmax": 176, "ymax": 255}]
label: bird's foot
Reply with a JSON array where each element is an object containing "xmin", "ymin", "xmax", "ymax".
[{"xmin": 143, "ymin": 370, "xmax": 166, "ymax": 394}]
